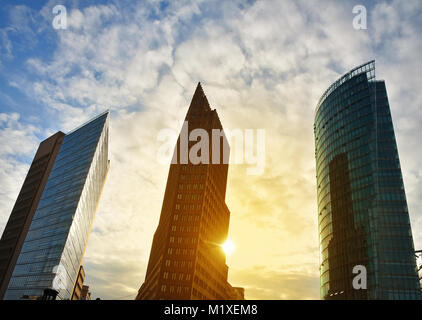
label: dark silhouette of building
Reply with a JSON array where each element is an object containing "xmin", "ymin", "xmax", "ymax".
[
  {"xmin": 2, "ymin": 112, "xmax": 109, "ymax": 300},
  {"xmin": 136, "ymin": 83, "xmax": 243, "ymax": 300},
  {"xmin": 0, "ymin": 132, "xmax": 65, "ymax": 299},
  {"xmin": 41, "ymin": 288, "xmax": 59, "ymax": 300},
  {"xmin": 314, "ymin": 61, "xmax": 421, "ymax": 299}
]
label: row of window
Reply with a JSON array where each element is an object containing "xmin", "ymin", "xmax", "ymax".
[
  {"xmin": 160, "ymin": 284, "xmax": 190, "ymax": 295},
  {"xmin": 169, "ymin": 236, "xmax": 196, "ymax": 245},
  {"xmin": 173, "ymin": 214, "xmax": 200, "ymax": 222},
  {"xmin": 176, "ymin": 193, "xmax": 203, "ymax": 201},
  {"xmin": 177, "ymin": 183, "xmax": 204, "ymax": 191},
  {"xmin": 164, "ymin": 259, "xmax": 194, "ymax": 269},
  {"xmin": 167, "ymin": 247, "xmax": 196, "ymax": 256},
  {"xmin": 175, "ymin": 203, "xmax": 202, "ymax": 211},
  {"xmin": 171, "ymin": 225, "xmax": 199, "ymax": 233},
  {"xmin": 180, "ymin": 174, "xmax": 206, "ymax": 181},
  {"xmin": 163, "ymin": 272, "xmax": 192, "ymax": 281}
]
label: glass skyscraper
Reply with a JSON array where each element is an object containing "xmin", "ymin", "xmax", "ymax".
[
  {"xmin": 3, "ymin": 111, "xmax": 109, "ymax": 300},
  {"xmin": 314, "ymin": 61, "xmax": 421, "ymax": 300}
]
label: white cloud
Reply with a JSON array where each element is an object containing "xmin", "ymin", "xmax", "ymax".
[{"xmin": 0, "ymin": 113, "xmax": 40, "ymax": 233}]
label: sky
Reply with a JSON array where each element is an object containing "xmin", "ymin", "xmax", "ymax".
[{"xmin": 0, "ymin": 0, "xmax": 421, "ymax": 300}]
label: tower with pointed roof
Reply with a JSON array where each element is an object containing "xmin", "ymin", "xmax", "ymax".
[{"xmin": 135, "ymin": 83, "xmax": 244, "ymax": 300}]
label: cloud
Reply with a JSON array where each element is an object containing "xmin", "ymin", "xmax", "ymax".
[
  {"xmin": 0, "ymin": 113, "xmax": 40, "ymax": 232},
  {"xmin": 228, "ymin": 265, "xmax": 320, "ymax": 300}
]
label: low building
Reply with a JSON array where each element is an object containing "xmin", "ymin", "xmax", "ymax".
[
  {"xmin": 71, "ymin": 266, "xmax": 86, "ymax": 300},
  {"xmin": 81, "ymin": 285, "xmax": 91, "ymax": 300},
  {"xmin": 416, "ymin": 250, "xmax": 422, "ymax": 294}
]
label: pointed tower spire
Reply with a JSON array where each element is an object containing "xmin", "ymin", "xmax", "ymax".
[{"xmin": 186, "ymin": 82, "xmax": 211, "ymax": 119}]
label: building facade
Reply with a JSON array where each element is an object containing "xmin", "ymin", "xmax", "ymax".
[
  {"xmin": 136, "ymin": 83, "xmax": 243, "ymax": 300},
  {"xmin": 2, "ymin": 111, "xmax": 109, "ymax": 300},
  {"xmin": 71, "ymin": 265, "xmax": 86, "ymax": 300},
  {"xmin": 81, "ymin": 285, "xmax": 91, "ymax": 300},
  {"xmin": 314, "ymin": 61, "xmax": 421, "ymax": 300},
  {"xmin": 0, "ymin": 132, "xmax": 65, "ymax": 299},
  {"xmin": 416, "ymin": 250, "xmax": 422, "ymax": 292}
]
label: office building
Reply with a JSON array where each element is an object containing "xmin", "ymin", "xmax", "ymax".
[
  {"xmin": 136, "ymin": 83, "xmax": 243, "ymax": 300},
  {"xmin": 2, "ymin": 111, "xmax": 109, "ymax": 300},
  {"xmin": 71, "ymin": 265, "xmax": 86, "ymax": 300},
  {"xmin": 314, "ymin": 61, "xmax": 420, "ymax": 299},
  {"xmin": 0, "ymin": 132, "xmax": 65, "ymax": 299},
  {"xmin": 81, "ymin": 285, "xmax": 91, "ymax": 300}
]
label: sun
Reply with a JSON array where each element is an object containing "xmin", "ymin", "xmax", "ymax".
[{"xmin": 222, "ymin": 239, "xmax": 235, "ymax": 255}]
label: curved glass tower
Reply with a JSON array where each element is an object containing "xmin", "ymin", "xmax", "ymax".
[{"xmin": 314, "ymin": 61, "xmax": 421, "ymax": 300}]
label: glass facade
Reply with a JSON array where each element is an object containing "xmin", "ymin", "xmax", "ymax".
[
  {"xmin": 314, "ymin": 61, "xmax": 421, "ymax": 300},
  {"xmin": 4, "ymin": 112, "xmax": 109, "ymax": 300}
]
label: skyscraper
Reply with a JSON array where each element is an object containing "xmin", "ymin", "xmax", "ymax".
[
  {"xmin": 314, "ymin": 61, "xmax": 421, "ymax": 300},
  {"xmin": 136, "ymin": 83, "xmax": 244, "ymax": 300},
  {"xmin": 1, "ymin": 111, "xmax": 109, "ymax": 300},
  {"xmin": 0, "ymin": 132, "xmax": 65, "ymax": 299}
]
